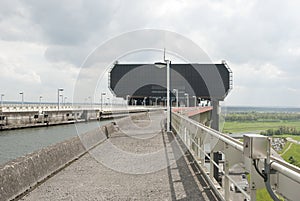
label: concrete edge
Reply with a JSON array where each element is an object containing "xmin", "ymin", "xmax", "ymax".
[{"xmin": 0, "ymin": 122, "xmax": 117, "ymax": 201}]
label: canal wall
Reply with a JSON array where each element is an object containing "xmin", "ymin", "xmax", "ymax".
[
  {"xmin": 0, "ymin": 121, "xmax": 118, "ymax": 201},
  {"xmin": 0, "ymin": 105, "xmax": 154, "ymax": 131}
]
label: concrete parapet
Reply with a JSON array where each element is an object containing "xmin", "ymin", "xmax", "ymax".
[
  {"xmin": 0, "ymin": 123, "xmax": 113, "ymax": 201},
  {"xmin": 0, "ymin": 112, "xmax": 150, "ymax": 201}
]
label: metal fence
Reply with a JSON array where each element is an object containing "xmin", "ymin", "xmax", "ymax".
[{"xmin": 172, "ymin": 111, "xmax": 300, "ymax": 201}]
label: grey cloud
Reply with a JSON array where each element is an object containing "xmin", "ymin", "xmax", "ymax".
[{"xmin": 24, "ymin": 0, "xmax": 117, "ymax": 45}]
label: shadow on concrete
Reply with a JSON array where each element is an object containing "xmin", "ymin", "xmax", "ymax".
[{"xmin": 162, "ymin": 131, "xmax": 219, "ymax": 201}]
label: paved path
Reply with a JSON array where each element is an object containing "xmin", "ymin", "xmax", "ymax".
[{"xmin": 20, "ymin": 112, "xmax": 217, "ymax": 201}]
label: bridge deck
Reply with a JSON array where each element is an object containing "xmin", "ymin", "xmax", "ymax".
[{"xmin": 20, "ymin": 112, "xmax": 218, "ymax": 201}]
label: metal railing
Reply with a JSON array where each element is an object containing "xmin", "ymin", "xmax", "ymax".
[{"xmin": 172, "ymin": 111, "xmax": 300, "ymax": 201}]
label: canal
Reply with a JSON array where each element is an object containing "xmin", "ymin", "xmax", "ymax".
[{"xmin": 0, "ymin": 120, "xmax": 112, "ymax": 165}]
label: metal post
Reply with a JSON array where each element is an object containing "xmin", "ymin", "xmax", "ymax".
[
  {"xmin": 1, "ymin": 94, "xmax": 4, "ymax": 106},
  {"xmin": 101, "ymin": 92, "xmax": 106, "ymax": 111},
  {"xmin": 166, "ymin": 60, "xmax": 171, "ymax": 132},
  {"xmin": 211, "ymin": 99, "xmax": 220, "ymax": 183},
  {"xmin": 19, "ymin": 92, "xmax": 24, "ymax": 107},
  {"xmin": 126, "ymin": 95, "xmax": 130, "ymax": 106},
  {"xmin": 173, "ymin": 89, "xmax": 178, "ymax": 107},
  {"xmin": 39, "ymin": 96, "xmax": 42, "ymax": 106},
  {"xmin": 193, "ymin": 95, "xmax": 197, "ymax": 107},
  {"xmin": 224, "ymin": 159, "xmax": 230, "ymax": 201},
  {"xmin": 64, "ymin": 97, "xmax": 67, "ymax": 105},
  {"xmin": 57, "ymin": 88, "xmax": 63, "ymax": 110},
  {"xmin": 184, "ymin": 93, "xmax": 189, "ymax": 107}
]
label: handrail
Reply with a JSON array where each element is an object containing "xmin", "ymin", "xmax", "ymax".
[{"xmin": 171, "ymin": 111, "xmax": 300, "ymax": 201}]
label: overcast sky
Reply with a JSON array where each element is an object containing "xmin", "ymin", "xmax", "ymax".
[{"xmin": 1, "ymin": 0, "xmax": 300, "ymax": 107}]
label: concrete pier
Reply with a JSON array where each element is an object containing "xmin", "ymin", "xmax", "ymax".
[
  {"xmin": 2, "ymin": 111, "xmax": 217, "ymax": 201},
  {"xmin": 0, "ymin": 104, "xmax": 159, "ymax": 130}
]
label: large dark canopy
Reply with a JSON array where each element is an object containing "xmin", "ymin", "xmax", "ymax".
[{"xmin": 109, "ymin": 62, "xmax": 232, "ymax": 101}]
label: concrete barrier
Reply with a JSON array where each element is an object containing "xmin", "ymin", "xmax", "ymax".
[
  {"xmin": 0, "ymin": 112, "xmax": 150, "ymax": 201},
  {"xmin": 0, "ymin": 121, "xmax": 117, "ymax": 201}
]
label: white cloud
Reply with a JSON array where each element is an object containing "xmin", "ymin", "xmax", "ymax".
[{"xmin": 0, "ymin": 0, "xmax": 300, "ymax": 106}]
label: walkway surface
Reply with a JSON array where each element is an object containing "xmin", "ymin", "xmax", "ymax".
[{"xmin": 20, "ymin": 112, "xmax": 218, "ymax": 201}]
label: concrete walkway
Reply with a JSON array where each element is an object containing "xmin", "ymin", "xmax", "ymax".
[{"xmin": 20, "ymin": 112, "xmax": 218, "ymax": 201}]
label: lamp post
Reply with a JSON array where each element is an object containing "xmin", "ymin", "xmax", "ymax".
[
  {"xmin": 1, "ymin": 94, "xmax": 4, "ymax": 106},
  {"xmin": 184, "ymin": 93, "xmax": 189, "ymax": 107},
  {"xmin": 87, "ymin": 96, "xmax": 92, "ymax": 108},
  {"xmin": 193, "ymin": 96, "xmax": 197, "ymax": 107},
  {"xmin": 155, "ymin": 59, "xmax": 171, "ymax": 132},
  {"xmin": 126, "ymin": 95, "xmax": 130, "ymax": 106},
  {"xmin": 101, "ymin": 92, "xmax": 106, "ymax": 111},
  {"xmin": 39, "ymin": 96, "xmax": 43, "ymax": 106},
  {"xmin": 57, "ymin": 88, "xmax": 63, "ymax": 110},
  {"xmin": 173, "ymin": 89, "xmax": 179, "ymax": 107},
  {"xmin": 19, "ymin": 92, "xmax": 24, "ymax": 107},
  {"xmin": 107, "ymin": 97, "xmax": 110, "ymax": 108}
]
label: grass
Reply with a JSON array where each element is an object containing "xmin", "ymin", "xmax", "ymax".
[
  {"xmin": 247, "ymin": 175, "xmax": 284, "ymax": 201},
  {"xmin": 281, "ymin": 143, "xmax": 300, "ymax": 167},
  {"xmin": 276, "ymin": 135, "xmax": 300, "ymax": 141},
  {"xmin": 223, "ymin": 118, "xmax": 299, "ymax": 200},
  {"xmin": 223, "ymin": 121, "xmax": 300, "ymax": 134},
  {"xmin": 278, "ymin": 141, "xmax": 291, "ymax": 155},
  {"xmin": 256, "ymin": 188, "xmax": 284, "ymax": 201}
]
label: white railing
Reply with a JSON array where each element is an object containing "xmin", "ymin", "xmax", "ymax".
[
  {"xmin": 0, "ymin": 104, "xmax": 162, "ymax": 113},
  {"xmin": 172, "ymin": 111, "xmax": 300, "ymax": 201}
]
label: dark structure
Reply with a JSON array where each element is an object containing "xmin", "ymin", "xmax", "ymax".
[
  {"xmin": 109, "ymin": 61, "xmax": 233, "ymax": 184},
  {"xmin": 109, "ymin": 62, "xmax": 232, "ymax": 106}
]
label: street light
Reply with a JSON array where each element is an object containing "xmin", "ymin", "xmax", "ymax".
[
  {"xmin": 101, "ymin": 92, "xmax": 106, "ymax": 111},
  {"xmin": 19, "ymin": 92, "xmax": 24, "ymax": 106},
  {"xmin": 107, "ymin": 97, "xmax": 110, "ymax": 107},
  {"xmin": 155, "ymin": 59, "xmax": 171, "ymax": 132},
  {"xmin": 87, "ymin": 96, "xmax": 92, "ymax": 108},
  {"xmin": 126, "ymin": 95, "xmax": 130, "ymax": 106},
  {"xmin": 39, "ymin": 96, "xmax": 43, "ymax": 106},
  {"xmin": 193, "ymin": 96, "xmax": 197, "ymax": 107},
  {"xmin": 1, "ymin": 94, "xmax": 4, "ymax": 106},
  {"xmin": 184, "ymin": 93, "xmax": 189, "ymax": 107},
  {"xmin": 173, "ymin": 89, "xmax": 179, "ymax": 107},
  {"xmin": 57, "ymin": 88, "xmax": 63, "ymax": 110}
]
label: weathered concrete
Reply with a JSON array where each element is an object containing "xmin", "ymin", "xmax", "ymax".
[
  {"xmin": 0, "ymin": 121, "xmax": 117, "ymax": 201},
  {"xmin": 18, "ymin": 112, "xmax": 218, "ymax": 201}
]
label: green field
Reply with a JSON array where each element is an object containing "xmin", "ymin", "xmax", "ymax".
[
  {"xmin": 281, "ymin": 143, "xmax": 300, "ymax": 167},
  {"xmin": 223, "ymin": 121, "xmax": 300, "ymax": 134},
  {"xmin": 223, "ymin": 113, "xmax": 299, "ymax": 200},
  {"xmin": 279, "ymin": 135, "xmax": 300, "ymax": 141}
]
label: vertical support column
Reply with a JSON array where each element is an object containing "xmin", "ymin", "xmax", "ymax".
[
  {"xmin": 200, "ymin": 138, "xmax": 205, "ymax": 165},
  {"xmin": 250, "ymin": 160, "xmax": 257, "ymax": 201},
  {"xmin": 224, "ymin": 158, "xmax": 230, "ymax": 200},
  {"xmin": 211, "ymin": 99, "xmax": 220, "ymax": 183}
]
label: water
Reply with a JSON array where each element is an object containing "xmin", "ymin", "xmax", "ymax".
[{"xmin": 0, "ymin": 120, "xmax": 111, "ymax": 165}]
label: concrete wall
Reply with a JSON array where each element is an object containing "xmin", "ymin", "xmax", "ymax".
[{"xmin": 0, "ymin": 122, "xmax": 116, "ymax": 201}]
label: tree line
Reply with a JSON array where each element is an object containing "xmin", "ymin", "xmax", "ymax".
[
  {"xmin": 225, "ymin": 112, "xmax": 300, "ymax": 122},
  {"xmin": 260, "ymin": 126, "xmax": 300, "ymax": 136}
]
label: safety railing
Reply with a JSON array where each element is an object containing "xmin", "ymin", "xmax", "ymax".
[{"xmin": 172, "ymin": 111, "xmax": 300, "ymax": 201}]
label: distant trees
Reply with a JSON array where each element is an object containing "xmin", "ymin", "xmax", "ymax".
[
  {"xmin": 260, "ymin": 126, "xmax": 300, "ymax": 136},
  {"xmin": 225, "ymin": 112, "xmax": 300, "ymax": 122}
]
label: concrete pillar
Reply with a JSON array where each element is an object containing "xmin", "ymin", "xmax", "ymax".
[
  {"xmin": 211, "ymin": 99, "xmax": 220, "ymax": 183},
  {"xmin": 224, "ymin": 160, "xmax": 230, "ymax": 200}
]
